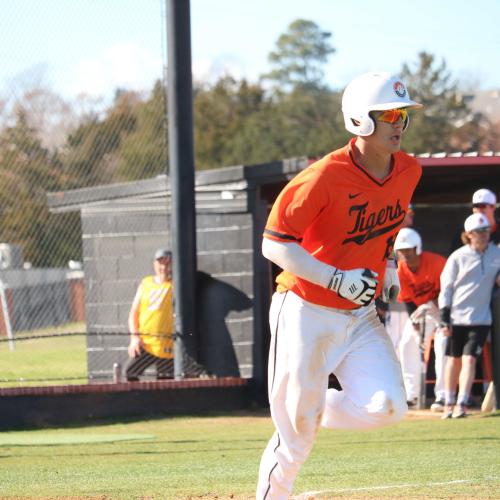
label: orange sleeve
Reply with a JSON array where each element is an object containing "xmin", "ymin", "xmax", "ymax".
[
  {"xmin": 264, "ymin": 167, "xmax": 330, "ymax": 243},
  {"xmin": 397, "ymin": 265, "xmax": 413, "ymax": 303}
]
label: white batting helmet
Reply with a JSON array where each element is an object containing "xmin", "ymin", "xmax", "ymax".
[
  {"xmin": 394, "ymin": 228, "xmax": 422, "ymax": 255},
  {"xmin": 342, "ymin": 72, "xmax": 423, "ymax": 136}
]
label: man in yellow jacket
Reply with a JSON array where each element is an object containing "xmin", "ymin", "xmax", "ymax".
[{"xmin": 126, "ymin": 249, "xmax": 174, "ymax": 381}]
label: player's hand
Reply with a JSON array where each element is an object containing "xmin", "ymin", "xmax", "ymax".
[
  {"xmin": 411, "ymin": 321, "xmax": 421, "ymax": 332},
  {"xmin": 410, "ymin": 301, "xmax": 440, "ymax": 329},
  {"xmin": 128, "ymin": 335, "xmax": 143, "ymax": 358},
  {"xmin": 439, "ymin": 325, "xmax": 452, "ymax": 337},
  {"xmin": 381, "ymin": 260, "xmax": 400, "ymax": 302},
  {"xmin": 327, "ymin": 268, "xmax": 378, "ymax": 306}
]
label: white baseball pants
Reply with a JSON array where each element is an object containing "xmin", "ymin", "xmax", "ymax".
[
  {"xmin": 256, "ymin": 291, "xmax": 407, "ymax": 500},
  {"xmin": 398, "ymin": 319, "xmax": 447, "ymax": 401},
  {"xmin": 384, "ymin": 306, "xmax": 409, "ymax": 356}
]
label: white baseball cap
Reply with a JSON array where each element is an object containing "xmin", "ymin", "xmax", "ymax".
[
  {"xmin": 472, "ymin": 188, "xmax": 496, "ymax": 206},
  {"xmin": 394, "ymin": 228, "xmax": 422, "ymax": 254},
  {"xmin": 464, "ymin": 213, "xmax": 491, "ymax": 232}
]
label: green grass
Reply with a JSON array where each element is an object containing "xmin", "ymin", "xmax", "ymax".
[
  {"xmin": 0, "ymin": 411, "xmax": 498, "ymax": 499},
  {"xmin": 0, "ymin": 322, "xmax": 87, "ymax": 387}
]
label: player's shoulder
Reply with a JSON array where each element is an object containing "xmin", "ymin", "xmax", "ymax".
[
  {"xmin": 394, "ymin": 150, "xmax": 422, "ymax": 172},
  {"xmin": 487, "ymin": 242, "xmax": 500, "ymax": 256},
  {"xmin": 284, "ymin": 155, "xmax": 332, "ymax": 190},
  {"xmin": 450, "ymin": 245, "xmax": 471, "ymax": 260},
  {"xmin": 141, "ymin": 275, "xmax": 157, "ymax": 286},
  {"xmin": 308, "ymin": 143, "xmax": 351, "ymax": 175},
  {"xmin": 423, "ymin": 250, "xmax": 447, "ymax": 263},
  {"xmin": 396, "ymin": 259, "xmax": 409, "ymax": 273}
]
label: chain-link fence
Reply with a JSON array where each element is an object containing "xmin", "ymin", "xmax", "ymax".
[
  {"xmin": 0, "ymin": 2, "xmax": 193, "ymax": 386},
  {"xmin": 0, "ymin": 330, "xmax": 211, "ymax": 387}
]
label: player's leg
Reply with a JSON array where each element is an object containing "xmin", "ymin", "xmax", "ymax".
[
  {"xmin": 432, "ymin": 327, "xmax": 447, "ymax": 406},
  {"xmin": 454, "ymin": 354, "xmax": 476, "ymax": 416},
  {"xmin": 442, "ymin": 326, "xmax": 464, "ymax": 418},
  {"xmin": 322, "ymin": 306, "xmax": 407, "ymax": 430},
  {"xmin": 384, "ymin": 306, "xmax": 408, "ymax": 357},
  {"xmin": 257, "ymin": 292, "xmax": 351, "ymax": 500},
  {"xmin": 398, "ymin": 318, "xmax": 421, "ymax": 404},
  {"xmin": 125, "ymin": 348, "xmax": 157, "ymax": 381},
  {"xmin": 454, "ymin": 326, "xmax": 490, "ymax": 417},
  {"xmin": 156, "ymin": 357, "xmax": 174, "ymax": 379}
]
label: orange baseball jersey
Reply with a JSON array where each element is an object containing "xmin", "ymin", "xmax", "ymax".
[
  {"xmin": 397, "ymin": 251, "xmax": 446, "ymax": 306},
  {"xmin": 264, "ymin": 138, "xmax": 422, "ymax": 309}
]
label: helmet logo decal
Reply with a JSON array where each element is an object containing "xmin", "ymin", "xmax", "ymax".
[{"xmin": 393, "ymin": 81, "xmax": 406, "ymax": 98}]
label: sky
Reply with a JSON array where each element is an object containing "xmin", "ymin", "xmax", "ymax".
[{"xmin": 0, "ymin": 0, "xmax": 499, "ymax": 102}]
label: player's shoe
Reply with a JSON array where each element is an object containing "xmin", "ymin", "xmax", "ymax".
[
  {"xmin": 452, "ymin": 404, "xmax": 467, "ymax": 419},
  {"xmin": 406, "ymin": 398, "xmax": 418, "ymax": 408},
  {"xmin": 441, "ymin": 405, "xmax": 453, "ymax": 419},
  {"xmin": 464, "ymin": 396, "xmax": 476, "ymax": 408},
  {"xmin": 430, "ymin": 399, "xmax": 445, "ymax": 412}
]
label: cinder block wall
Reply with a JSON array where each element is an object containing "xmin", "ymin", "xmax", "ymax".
[{"xmin": 82, "ymin": 199, "xmax": 259, "ymax": 381}]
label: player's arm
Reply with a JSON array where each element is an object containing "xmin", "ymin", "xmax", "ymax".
[
  {"xmin": 404, "ymin": 301, "xmax": 418, "ymax": 316},
  {"xmin": 381, "ymin": 258, "xmax": 400, "ymax": 302},
  {"xmin": 128, "ymin": 284, "xmax": 144, "ymax": 357},
  {"xmin": 404, "ymin": 301, "xmax": 424, "ymax": 331},
  {"xmin": 262, "ymin": 238, "xmax": 378, "ymax": 306},
  {"xmin": 438, "ymin": 256, "xmax": 457, "ymax": 336}
]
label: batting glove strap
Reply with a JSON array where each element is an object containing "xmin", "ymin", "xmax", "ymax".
[
  {"xmin": 327, "ymin": 268, "xmax": 344, "ymax": 291},
  {"xmin": 327, "ymin": 267, "xmax": 378, "ymax": 306}
]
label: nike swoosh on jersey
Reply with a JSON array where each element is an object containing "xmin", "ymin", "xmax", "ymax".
[{"xmin": 348, "ymin": 192, "xmax": 361, "ymax": 199}]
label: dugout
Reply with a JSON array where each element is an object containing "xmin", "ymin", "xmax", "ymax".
[{"xmin": 47, "ymin": 151, "xmax": 500, "ymax": 395}]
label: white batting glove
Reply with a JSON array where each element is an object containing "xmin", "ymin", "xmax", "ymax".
[
  {"xmin": 410, "ymin": 301, "xmax": 439, "ymax": 328},
  {"xmin": 381, "ymin": 260, "xmax": 400, "ymax": 302},
  {"xmin": 327, "ymin": 268, "xmax": 378, "ymax": 306}
]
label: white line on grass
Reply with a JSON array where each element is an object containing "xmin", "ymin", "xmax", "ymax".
[{"xmin": 294, "ymin": 477, "xmax": 499, "ymax": 499}]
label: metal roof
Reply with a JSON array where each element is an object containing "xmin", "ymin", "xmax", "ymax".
[{"xmin": 47, "ymin": 153, "xmax": 500, "ymax": 212}]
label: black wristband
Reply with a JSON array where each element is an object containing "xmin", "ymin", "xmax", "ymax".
[{"xmin": 439, "ymin": 306, "xmax": 451, "ymax": 325}]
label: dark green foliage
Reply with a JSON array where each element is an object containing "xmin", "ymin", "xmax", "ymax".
[
  {"xmin": 116, "ymin": 81, "xmax": 168, "ymax": 180},
  {"xmin": 263, "ymin": 19, "xmax": 335, "ymax": 91},
  {"xmin": 0, "ymin": 111, "xmax": 80, "ymax": 266},
  {"xmin": 400, "ymin": 52, "xmax": 471, "ymax": 154}
]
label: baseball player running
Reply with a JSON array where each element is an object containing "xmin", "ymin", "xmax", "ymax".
[{"xmin": 256, "ymin": 72, "xmax": 423, "ymax": 499}]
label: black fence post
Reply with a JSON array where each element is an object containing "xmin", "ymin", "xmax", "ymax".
[{"xmin": 166, "ymin": 0, "xmax": 197, "ymax": 378}]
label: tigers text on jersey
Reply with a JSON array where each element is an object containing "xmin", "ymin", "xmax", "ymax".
[
  {"xmin": 264, "ymin": 138, "xmax": 422, "ymax": 309},
  {"xmin": 138, "ymin": 276, "xmax": 174, "ymax": 359},
  {"xmin": 397, "ymin": 251, "xmax": 446, "ymax": 306}
]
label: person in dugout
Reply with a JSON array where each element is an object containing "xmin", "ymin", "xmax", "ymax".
[
  {"xmin": 439, "ymin": 213, "xmax": 500, "ymax": 419},
  {"xmin": 392, "ymin": 228, "xmax": 447, "ymax": 411}
]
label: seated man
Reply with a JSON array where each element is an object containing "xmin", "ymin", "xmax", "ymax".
[{"xmin": 393, "ymin": 228, "xmax": 447, "ymax": 410}]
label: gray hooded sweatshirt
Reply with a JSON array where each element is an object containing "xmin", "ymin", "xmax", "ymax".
[{"xmin": 438, "ymin": 242, "xmax": 500, "ymax": 325}]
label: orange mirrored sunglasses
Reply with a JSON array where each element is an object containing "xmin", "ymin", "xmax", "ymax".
[{"xmin": 376, "ymin": 108, "xmax": 408, "ymax": 124}]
